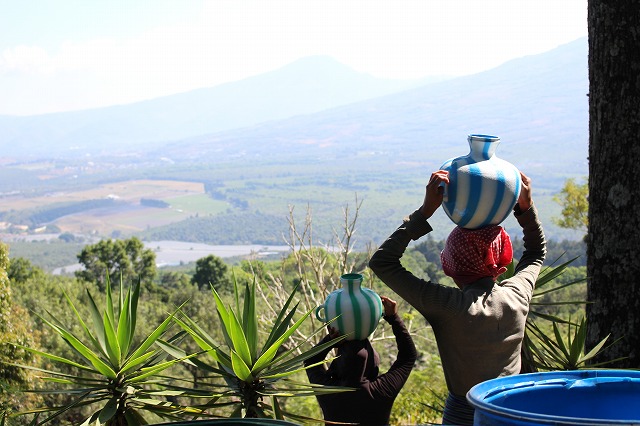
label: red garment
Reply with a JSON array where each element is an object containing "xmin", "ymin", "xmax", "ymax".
[{"xmin": 440, "ymin": 225, "xmax": 513, "ymax": 286}]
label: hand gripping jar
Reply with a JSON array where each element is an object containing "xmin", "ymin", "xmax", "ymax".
[
  {"xmin": 315, "ymin": 273, "xmax": 383, "ymax": 341},
  {"xmin": 439, "ymin": 134, "xmax": 521, "ymax": 229}
]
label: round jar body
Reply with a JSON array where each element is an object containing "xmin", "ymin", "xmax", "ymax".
[
  {"xmin": 315, "ymin": 273, "xmax": 383, "ymax": 341},
  {"xmin": 439, "ymin": 134, "xmax": 521, "ymax": 229}
]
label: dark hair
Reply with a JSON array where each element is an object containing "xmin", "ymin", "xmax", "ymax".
[{"xmin": 328, "ymin": 339, "xmax": 380, "ymax": 385}]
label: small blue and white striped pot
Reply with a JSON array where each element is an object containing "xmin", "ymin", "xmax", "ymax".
[
  {"xmin": 315, "ymin": 273, "xmax": 383, "ymax": 341},
  {"xmin": 439, "ymin": 134, "xmax": 521, "ymax": 229}
]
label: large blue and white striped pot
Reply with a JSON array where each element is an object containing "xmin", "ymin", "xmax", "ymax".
[
  {"xmin": 439, "ymin": 134, "xmax": 521, "ymax": 229},
  {"xmin": 315, "ymin": 273, "xmax": 383, "ymax": 341}
]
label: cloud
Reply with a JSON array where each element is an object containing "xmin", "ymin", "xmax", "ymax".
[
  {"xmin": 1, "ymin": 45, "xmax": 54, "ymax": 74},
  {"xmin": 0, "ymin": 0, "xmax": 587, "ymax": 115}
]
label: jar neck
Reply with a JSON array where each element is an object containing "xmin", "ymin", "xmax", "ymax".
[
  {"xmin": 468, "ymin": 136, "xmax": 500, "ymax": 161},
  {"xmin": 341, "ymin": 279, "xmax": 362, "ymax": 293}
]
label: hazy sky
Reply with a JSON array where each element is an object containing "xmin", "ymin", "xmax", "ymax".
[{"xmin": 0, "ymin": 0, "xmax": 587, "ymax": 116}]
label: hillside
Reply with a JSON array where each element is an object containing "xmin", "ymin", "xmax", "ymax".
[
  {"xmin": 0, "ymin": 38, "xmax": 588, "ymax": 260},
  {"xmin": 0, "ymin": 56, "xmax": 429, "ymax": 159},
  {"xmin": 158, "ymin": 37, "xmax": 588, "ymax": 187}
]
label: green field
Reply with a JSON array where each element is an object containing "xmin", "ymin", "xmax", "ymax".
[
  {"xmin": 168, "ymin": 193, "xmax": 228, "ymax": 213},
  {"xmin": 0, "ymin": 159, "xmax": 584, "ymax": 261}
]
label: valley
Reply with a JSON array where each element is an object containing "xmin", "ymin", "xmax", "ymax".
[{"xmin": 0, "ymin": 39, "xmax": 588, "ymax": 271}]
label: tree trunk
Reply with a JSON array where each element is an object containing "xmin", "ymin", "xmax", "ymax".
[{"xmin": 587, "ymin": 0, "xmax": 640, "ymax": 368}]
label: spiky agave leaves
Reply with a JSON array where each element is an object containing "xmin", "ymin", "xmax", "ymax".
[
  {"xmin": 170, "ymin": 276, "xmax": 348, "ymax": 420},
  {"xmin": 12, "ymin": 274, "xmax": 201, "ymax": 425},
  {"xmin": 524, "ymin": 316, "xmax": 625, "ymax": 370},
  {"xmin": 499, "ymin": 255, "xmax": 621, "ymax": 372}
]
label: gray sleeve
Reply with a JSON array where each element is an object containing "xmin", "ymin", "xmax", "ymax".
[{"xmin": 368, "ymin": 209, "xmax": 460, "ymax": 322}]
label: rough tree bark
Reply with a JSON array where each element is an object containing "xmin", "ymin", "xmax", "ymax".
[{"xmin": 587, "ymin": 0, "xmax": 640, "ymax": 368}]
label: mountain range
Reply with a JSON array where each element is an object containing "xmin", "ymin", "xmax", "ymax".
[
  {"xmin": 0, "ymin": 56, "xmax": 434, "ymax": 159},
  {"xmin": 1, "ymin": 38, "xmax": 587, "ymax": 185},
  {"xmin": 0, "ymin": 37, "xmax": 589, "ymax": 248},
  {"xmin": 154, "ymin": 37, "xmax": 589, "ymax": 192}
]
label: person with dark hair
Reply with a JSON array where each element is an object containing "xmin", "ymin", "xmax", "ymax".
[
  {"xmin": 304, "ymin": 296, "xmax": 417, "ymax": 425},
  {"xmin": 369, "ymin": 170, "xmax": 546, "ymax": 425}
]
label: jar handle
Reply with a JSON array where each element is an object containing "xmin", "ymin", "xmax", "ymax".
[{"xmin": 315, "ymin": 305, "xmax": 326, "ymax": 322}]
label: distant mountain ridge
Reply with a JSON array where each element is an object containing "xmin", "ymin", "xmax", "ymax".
[
  {"xmin": 0, "ymin": 55, "xmax": 430, "ymax": 159},
  {"xmin": 0, "ymin": 38, "xmax": 588, "ymax": 189},
  {"xmin": 158, "ymin": 37, "xmax": 589, "ymax": 185},
  {"xmin": 0, "ymin": 39, "xmax": 590, "ymax": 248}
]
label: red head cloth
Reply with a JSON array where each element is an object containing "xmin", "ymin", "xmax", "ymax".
[{"xmin": 440, "ymin": 225, "xmax": 513, "ymax": 287}]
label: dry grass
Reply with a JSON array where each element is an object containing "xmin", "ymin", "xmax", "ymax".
[{"xmin": 2, "ymin": 180, "xmax": 230, "ymax": 237}]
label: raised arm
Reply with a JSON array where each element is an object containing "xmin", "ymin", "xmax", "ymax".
[
  {"xmin": 366, "ymin": 296, "xmax": 417, "ymax": 398},
  {"xmin": 505, "ymin": 171, "xmax": 546, "ymax": 293},
  {"xmin": 304, "ymin": 327, "xmax": 341, "ymax": 386}
]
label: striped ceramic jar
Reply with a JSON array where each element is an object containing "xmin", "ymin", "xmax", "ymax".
[
  {"xmin": 439, "ymin": 134, "xmax": 521, "ymax": 229},
  {"xmin": 315, "ymin": 273, "xmax": 383, "ymax": 341}
]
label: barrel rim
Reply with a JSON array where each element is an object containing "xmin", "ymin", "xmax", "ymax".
[{"xmin": 467, "ymin": 370, "xmax": 640, "ymax": 425}]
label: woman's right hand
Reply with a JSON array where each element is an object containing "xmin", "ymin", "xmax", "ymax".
[{"xmin": 419, "ymin": 170, "xmax": 449, "ymax": 219}]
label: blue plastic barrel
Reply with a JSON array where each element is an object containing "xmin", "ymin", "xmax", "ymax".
[
  {"xmin": 151, "ymin": 419, "xmax": 297, "ymax": 425},
  {"xmin": 467, "ymin": 370, "xmax": 640, "ymax": 425}
]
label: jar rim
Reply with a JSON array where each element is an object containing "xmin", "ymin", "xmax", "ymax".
[
  {"xmin": 341, "ymin": 273, "xmax": 363, "ymax": 280},
  {"xmin": 468, "ymin": 134, "xmax": 500, "ymax": 141}
]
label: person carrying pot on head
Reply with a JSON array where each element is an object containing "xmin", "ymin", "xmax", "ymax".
[
  {"xmin": 369, "ymin": 170, "xmax": 546, "ymax": 425},
  {"xmin": 304, "ymin": 296, "xmax": 417, "ymax": 426}
]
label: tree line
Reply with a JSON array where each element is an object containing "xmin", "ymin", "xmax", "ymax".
[{"xmin": 0, "ymin": 216, "xmax": 590, "ymax": 424}]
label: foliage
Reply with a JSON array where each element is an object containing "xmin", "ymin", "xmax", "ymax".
[
  {"xmin": 4, "ymin": 241, "xmax": 85, "ymax": 274},
  {"xmin": 253, "ymin": 201, "xmax": 371, "ymax": 352},
  {"xmin": 522, "ymin": 257, "xmax": 623, "ymax": 370},
  {"xmin": 191, "ymin": 255, "xmax": 231, "ymax": 292},
  {"xmin": 140, "ymin": 198, "xmax": 170, "ymax": 209},
  {"xmin": 509, "ymin": 237, "xmax": 587, "ymax": 267},
  {"xmin": 75, "ymin": 237, "xmax": 156, "ymax": 290},
  {"xmin": 58, "ymin": 232, "xmax": 80, "ymax": 243},
  {"xmin": 501, "ymin": 255, "xmax": 617, "ymax": 373},
  {"xmin": 166, "ymin": 277, "xmax": 347, "ymax": 421},
  {"xmin": 0, "ymin": 243, "xmax": 40, "ymax": 421},
  {"xmin": 552, "ymin": 178, "xmax": 588, "ymax": 233},
  {"xmin": 401, "ymin": 248, "xmax": 449, "ymax": 283},
  {"xmin": 0, "ymin": 199, "xmax": 117, "ymax": 228},
  {"xmin": 157, "ymin": 271, "xmax": 193, "ymax": 291},
  {"xmin": 11, "ymin": 276, "xmax": 199, "ymax": 425},
  {"xmin": 525, "ymin": 317, "xmax": 624, "ymax": 370},
  {"xmin": 5, "ymin": 196, "xmax": 615, "ymax": 424},
  {"xmin": 540, "ymin": 239, "xmax": 587, "ymax": 267},
  {"xmin": 247, "ymin": 199, "xmax": 452, "ymax": 422},
  {"xmin": 531, "ymin": 266, "xmax": 586, "ymax": 318},
  {"xmin": 7, "ymin": 258, "xmax": 45, "ymax": 285},
  {"xmin": 413, "ymin": 235, "xmax": 446, "ymax": 266},
  {"xmin": 389, "ymin": 360, "xmax": 446, "ymax": 425},
  {"xmin": 0, "ymin": 244, "xmax": 10, "ymax": 330},
  {"xmin": 138, "ymin": 212, "xmax": 288, "ymax": 246}
]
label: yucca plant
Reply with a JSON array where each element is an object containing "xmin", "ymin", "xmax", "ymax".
[
  {"xmin": 162, "ymin": 277, "xmax": 348, "ymax": 422},
  {"xmin": 524, "ymin": 316, "xmax": 625, "ymax": 370},
  {"xmin": 498, "ymin": 255, "xmax": 620, "ymax": 372},
  {"xmin": 11, "ymin": 275, "xmax": 201, "ymax": 425}
]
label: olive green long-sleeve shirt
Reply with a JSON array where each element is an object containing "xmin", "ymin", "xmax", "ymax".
[{"xmin": 369, "ymin": 205, "xmax": 546, "ymax": 398}]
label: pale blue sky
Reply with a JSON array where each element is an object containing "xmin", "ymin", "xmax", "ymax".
[{"xmin": 0, "ymin": 0, "xmax": 587, "ymax": 115}]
